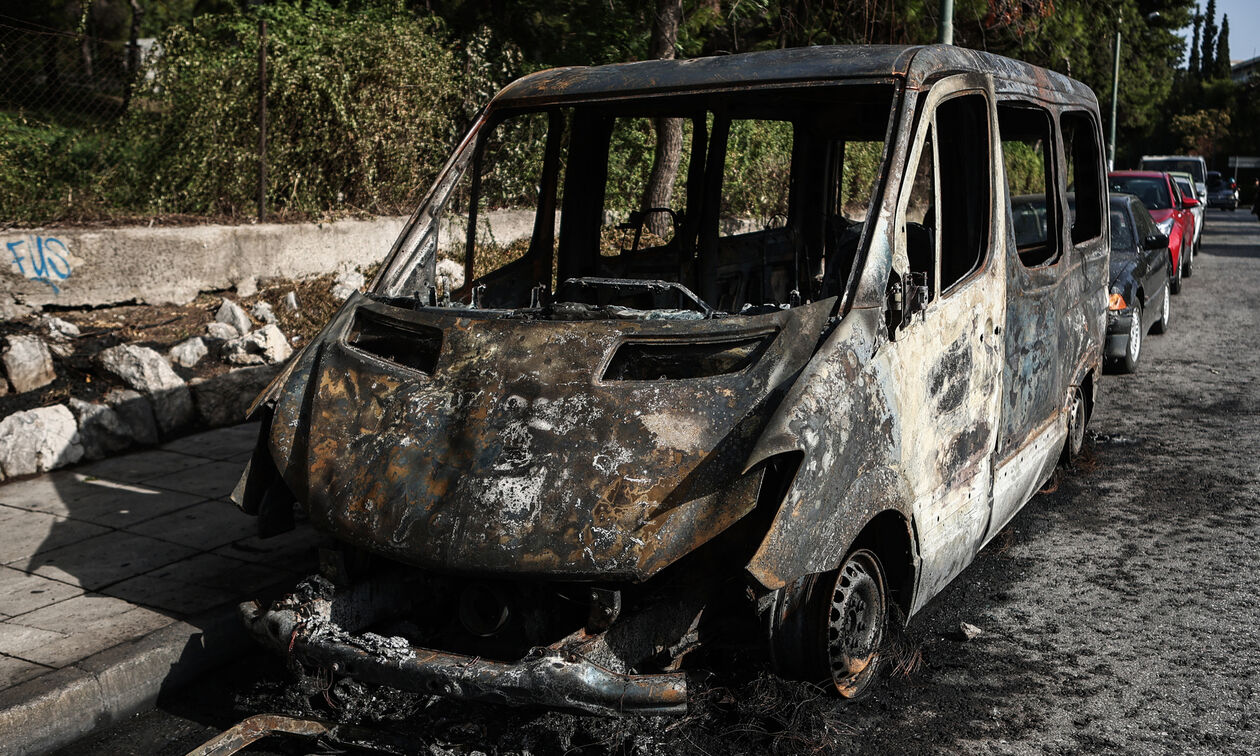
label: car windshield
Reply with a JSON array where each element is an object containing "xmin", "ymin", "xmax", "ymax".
[
  {"xmin": 1142, "ymin": 158, "xmax": 1204, "ymax": 184},
  {"xmin": 1110, "ymin": 176, "xmax": 1171, "ymax": 210},
  {"xmin": 1207, "ymin": 172, "xmax": 1223, "ymax": 189},
  {"xmin": 376, "ymin": 84, "xmax": 896, "ymax": 317}
]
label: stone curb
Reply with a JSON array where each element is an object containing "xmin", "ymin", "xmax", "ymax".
[{"xmin": 0, "ymin": 601, "xmax": 252, "ymax": 755}]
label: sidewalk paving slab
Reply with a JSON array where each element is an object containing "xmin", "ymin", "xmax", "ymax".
[{"xmin": 0, "ymin": 423, "xmax": 321, "ymax": 755}]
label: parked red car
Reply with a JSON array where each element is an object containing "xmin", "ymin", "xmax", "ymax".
[{"xmin": 1108, "ymin": 171, "xmax": 1198, "ymax": 294}]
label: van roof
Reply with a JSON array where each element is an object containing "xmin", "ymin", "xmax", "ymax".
[{"xmin": 493, "ymin": 44, "xmax": 1096, "ymax": 109}]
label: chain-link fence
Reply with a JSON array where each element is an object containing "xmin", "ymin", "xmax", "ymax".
[
  {"xmin": 0, "ymin": 18, "xmax": 142, "ymax": 124},
  {"xmin": 0, "ymin": 6, "xmax": 505, "ymax": 228}
]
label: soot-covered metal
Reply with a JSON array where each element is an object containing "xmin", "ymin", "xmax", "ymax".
[{"xmin": 232, "ymin": 44, "xmax": 1108, "ymax": 715}]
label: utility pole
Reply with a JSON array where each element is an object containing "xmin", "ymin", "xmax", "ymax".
[
  {"xmin": 1108, "ymin": 30, "xmax": 1120, "ymax": 171},
  {"xmin": 939, "ymin": 0, "xmax": 954, "ymax": 45},
  {"xmin": 258, "ymin": 17, "xmax": 267, "ymax": 223},
  {"xmin": 1108, "ymin": 12, "xmax": 1159, "ymax": 171}
]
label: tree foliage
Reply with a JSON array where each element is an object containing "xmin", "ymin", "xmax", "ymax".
[
  {"xmin": 1171, "ymin": 108, "xmax": 1230, "ymax": 156},
  {"xmin": 1201, "ymin": 0, "xmax": 1217, "ymax": 75},
  {"xmin": 1215, "ymin": 14, "xmax": 1231, "ymax": 80}
]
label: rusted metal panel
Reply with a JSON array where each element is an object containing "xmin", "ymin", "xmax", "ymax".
[
  {"xmin": 266, "ymin": 296, "xmax": 831, "ymax": 581},
  {"xmin": 187, "ymin": 715, "xmax": 336, "ymax": 756},
  {"xmin": 240, "ymin": 575, "xmax": 688, "ymax": 716}
]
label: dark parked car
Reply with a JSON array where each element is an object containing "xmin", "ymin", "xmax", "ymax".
[
  {"xmin": 232, "ymin": 44, "xmax": 1107, "ymax": 715},
  {"xmin": 1105, "ymin": 194, "xmax": 1171, "ymax": 373},
  {"xmin": 1206, "ymin": 171, "xmax": 1239, "ymax": 210}
]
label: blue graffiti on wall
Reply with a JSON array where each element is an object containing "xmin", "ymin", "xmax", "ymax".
[{"xmin": 7, "ymin": 236, "xmax": 72, "ymax": 294}]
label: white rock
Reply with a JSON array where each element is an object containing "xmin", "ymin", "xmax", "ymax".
[
  {"xmin": 221, "ymin": 324, "xmax": 292, "ymax": 366},
  {"xmin": 104, "ymin": 388, "xmax": 160, "ymax": 446},
  {"xmin": 960, "ymin": 622, "xmax": 984, "ymax": 641},
  {"xmin": 46, "ymin": 340, "xmax": 74, "ymax": 359},
  {"xmin": 235, "ymin": 275, "xmax": 259, "ymax": 298},
  {"xmin": 2, "ymin": 335, "xmax": 56, "ymax": 393},
  {"xmin": 69, "ymin": 398, "xmax": 134, "ymax": 460},
  {"xmin": 282, "ymin": 291, "xmax": 299, "ymax": 311},
  {"xmin": 38, "ymin": 316, "xmax": 80, "ymax": 341},
  {"xmin": 204, "ymin": 321, "xmax": 240, "ymax": 342},
  {"xmin": 331, "ymin": 270, "xmax": 366, "ymax": 300},
  {"xmin": 96, "ymin": 344, "xmax": 193, "ymax": 435},
  {"xmin": 0, "ymin": 405, "xmax": 84, "ymax": 478},
  {"xmin": 250, "ymin": 301, "xmax": 278, "ymax": 325},
  {"xmin": 169, "ymin": 336, "xmax": 208, "ymax": 368},
  {"xmin": 215, "ymin": 298, "xmax": 253, "ymax": 337},
  {"xmin": 0, "ymin": 293, "xmax": 36, "ymax": 321},
  {"xmin": 435, "ymin": 258, "xmax": 465, "ymax": 294}
]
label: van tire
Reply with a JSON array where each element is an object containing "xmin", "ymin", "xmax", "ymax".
[
  {"xmin": 1061, "ymin": 387, "xmax": 1087, "ymax": 464},
  {"xmin": 821, "ymin": 549, "xmax": 889, "ymax": 699}
]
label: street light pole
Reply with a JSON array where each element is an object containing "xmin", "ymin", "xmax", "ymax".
[
  {"xmin": 1107, "ymin": 12, "xmax": 1158, "ymax": 172},
  {"xmin": 1108, "ymin": 29, "xmax": 1121, "ymax": 171},
  {"xmin": 939, "ymin": 0, "xmax": 954, "ymax": 45}
]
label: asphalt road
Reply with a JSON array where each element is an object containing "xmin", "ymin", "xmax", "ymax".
[{"xmin": 57, "ymin": 209, "xmax": 1260, "ymax": 755}]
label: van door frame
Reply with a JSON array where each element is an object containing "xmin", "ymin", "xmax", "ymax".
[{"xmin": 884, "ymin": 73, "xmax": 1008, "ymax": 616}]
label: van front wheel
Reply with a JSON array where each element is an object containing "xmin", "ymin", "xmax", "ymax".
[{"xmin": 822, "ymin": 549, "xmax": 889, "ymax": 698}]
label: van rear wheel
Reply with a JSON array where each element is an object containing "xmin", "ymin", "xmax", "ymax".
[{"xmin": 1061, "ymin": 386, "xmax": 1087, "ymax": 464}]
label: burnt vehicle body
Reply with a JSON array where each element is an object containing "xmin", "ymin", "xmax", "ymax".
[{"xmin": 234, "ymin": 45, "xmax": 1108, "ymax": 715}]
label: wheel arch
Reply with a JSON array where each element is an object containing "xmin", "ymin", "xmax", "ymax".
[{"xmin": 850, "ymin": 509, "xmax": 917, "ymax": 619}]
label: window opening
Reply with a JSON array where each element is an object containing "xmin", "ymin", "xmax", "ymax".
[
  {"xmin": 1061, "ymin": 111, "xmax": 1102, "ymax": 244},
  {"xmin": 902, "ymin": 126, "xmax": 936, "ymax": 301},
  {"xmin": 999, "ymin": 104, "xmax": 1059, "ymax": 268},
  {"xmin": 935, "ymin": 94, "xmax": 990, "ymax": 291},
  {"xmin": 376, "ymin": 85, "xmax": 896, "ymax": 317}
]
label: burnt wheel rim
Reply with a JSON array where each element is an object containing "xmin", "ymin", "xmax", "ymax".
[
  {"xmin": 825, "ymin": 550, "xmax": 887, "ymax": 697},
  {"xmin": 1068, "ymin": 389, "xmax": 1085, "ymax": 456}
]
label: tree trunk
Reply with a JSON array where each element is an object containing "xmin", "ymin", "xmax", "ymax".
[
  {"xmin": 122, "ymin": 0, "xmax": 144, "ymax": 114},
  {"xmin": 642, "ymin": 0, "xmax": 683, "ymax": 238}
]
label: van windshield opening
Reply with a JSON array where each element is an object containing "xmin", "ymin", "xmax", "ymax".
[{"xmin": 377, "ymin": 84, "xmax": 896, "ymax": 317}]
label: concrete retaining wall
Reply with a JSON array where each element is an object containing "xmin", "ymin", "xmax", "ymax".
[{"xmin": 2, "ymin": 211, "xmax": 543, "ymax": 309}]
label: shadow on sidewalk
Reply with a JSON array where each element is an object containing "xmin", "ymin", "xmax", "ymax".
[{"xmin": 3, "ymin": 418, "xmax": 318, "ymax": 717}]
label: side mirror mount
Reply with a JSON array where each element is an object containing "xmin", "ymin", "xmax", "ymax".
[
  {"xmin": 1144, "ymin": 233, "xmax": 1169, "ymax": 251},
  {"xmin": 886, "ymin": 270, "xmax": 930, "ymax": 336}
]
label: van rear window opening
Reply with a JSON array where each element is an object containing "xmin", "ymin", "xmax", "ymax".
[{"xmin": 379, "ymin": 85, "xmax": 897, "ymax": 315}]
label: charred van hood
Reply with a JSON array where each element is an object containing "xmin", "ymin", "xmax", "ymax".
[{"xmin": 268, "ymin": 294, "xmax": 834, "ymax": 582}]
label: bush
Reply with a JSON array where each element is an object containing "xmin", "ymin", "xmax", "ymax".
[
  {"xmin": 1, "ymin": 1, "xmax": 468, "ymax": 225},
  {"xmin": 122, "ymin": 1, "xmax": 463, "ymax": 217}
]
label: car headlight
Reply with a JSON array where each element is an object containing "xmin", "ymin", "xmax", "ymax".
[{"xmin": 1156, "ymin": 218, "xmax": 1174, "ymax": 235}]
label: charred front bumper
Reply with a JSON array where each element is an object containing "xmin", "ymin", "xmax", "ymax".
[{"xmin": 241, "ymin": 574, "xmax": 688, "ymax": 717}]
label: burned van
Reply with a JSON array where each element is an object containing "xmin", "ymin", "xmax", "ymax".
[{"xmin": 234, "ymin": 45, "xmax": 1107, "ymax": 715}]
